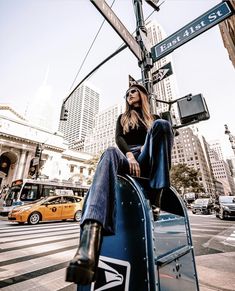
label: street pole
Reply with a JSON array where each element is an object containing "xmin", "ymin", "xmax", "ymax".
[
  {"xmin": 224, "ymin": 124, "xmax": 235, "ymax": 156},
  {"xmin": 132, "ymin": 0, "xmax": 156, "ymax": 113}
]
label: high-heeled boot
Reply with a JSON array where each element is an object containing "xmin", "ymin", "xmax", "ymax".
[
  {"xmin": 151, "ymin": 189, "xmax": 163, "ymax": 220},
  {"xmin": 66, "ymin": 220, "xmax": 102, "ymax": 285}
]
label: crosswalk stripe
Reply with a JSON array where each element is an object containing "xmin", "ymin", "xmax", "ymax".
[
  {"xmin": 0, "ymin": 229, "xmax": 80, "ymax": 243},
  {"xmin": 0, "ymin": 268, "xmax": 75, "ymax": 291},
  {"xmin": 0, "ymin": 215, "xmax": 233, "ymax": 290},
  {"xmin": 0, "ymin": 221, "xmax": 78, "ymax": 290}
]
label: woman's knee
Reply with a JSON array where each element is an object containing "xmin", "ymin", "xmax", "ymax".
[
  {"xmin": 104, "ymin": 146, "xmax": 121, "ymax": 158},
  {"xmin": 152, "ymin": 119, "xmax": 171, "ymax": 133}
]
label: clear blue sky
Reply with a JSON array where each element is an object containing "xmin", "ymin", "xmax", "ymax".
[{"xmin": 0, "ymin": 0, "xmax": 234, "ymax": 157}]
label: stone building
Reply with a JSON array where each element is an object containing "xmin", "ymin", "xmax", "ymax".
[{"xmin": 0, "ymin": 105, "xmax": 94, "ymax": 189}]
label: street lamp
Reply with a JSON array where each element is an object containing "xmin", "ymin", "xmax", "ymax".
[{"xmin": 224, "ymin": 124, "xmax": 235, "ymax": 156}]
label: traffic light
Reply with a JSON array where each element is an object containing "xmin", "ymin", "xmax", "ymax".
[
  {"xmin": 60, "ymin": 104, "xmax": 68, "ymax": 121},
  {"xmin": 35, "ymin": 144, "xmax": 42, "ymax": 158}
]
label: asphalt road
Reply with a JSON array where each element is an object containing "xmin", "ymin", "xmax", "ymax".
[
  {"xmin": 188, "ymin": 211, "xmax": 235, "ymax": 256},
  {"xmin": 0, "ymin": 211, "xmax": 234, "ymax": 290}
]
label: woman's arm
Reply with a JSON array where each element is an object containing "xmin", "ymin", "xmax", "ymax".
[
  {"xmin": 115, "ymin": 115, "xmax": 140, "ymax": 177},
  {"xmin": 115, "ymin": 115, "xmax": 130, "ymax": 155}
]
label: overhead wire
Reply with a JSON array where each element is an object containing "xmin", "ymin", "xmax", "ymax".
[
  {"xmin": 63, "ymin": 2, "xmax": 162, "ymax": 105},
  {"xmin": 69, "ymin": 0, "xmax": 116, "ymax": 91}
]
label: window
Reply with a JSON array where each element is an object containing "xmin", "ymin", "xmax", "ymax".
[{"xmin": 21, "ymin": 184, "xmax": 39, "ymax": 201}]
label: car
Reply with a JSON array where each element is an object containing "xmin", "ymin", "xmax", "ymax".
[
  {"xmin": 214, "ymin": 195, "xmax": 235, "ymax": 220},
  {"xmin": 191, "ymin": 198, "xmax": 214, "ymax": 215},
  {"xmin": 8, "ymin": 195, "xmax": 84, "ymax": 225}
]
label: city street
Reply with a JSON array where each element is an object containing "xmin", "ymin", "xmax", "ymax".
[{"xmin": 0, "ymin": 211, "xmax": 234, "ymax": 290}]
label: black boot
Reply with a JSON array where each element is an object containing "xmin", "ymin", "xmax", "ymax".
[
  {"xmin": 151, "ymin": 189, "xmax": 163, "ymax": 220},
  {"xmin": 66, "ymin": 221, "xmax": 102, "ymax": 285}
]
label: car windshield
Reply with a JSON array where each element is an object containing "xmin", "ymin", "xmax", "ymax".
[
  {"xmin": 194, "ymin": 199, "xmax": 209, "ymax": 205},
  {"xmin": 219, "ymin": 196, "xmax": 235, "ymax": 204}
]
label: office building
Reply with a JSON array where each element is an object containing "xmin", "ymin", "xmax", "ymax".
[
  {"xmin": 84, "ymin": 103, "xmax": 124, "ymax": 155},
  {"xmin": 171, "ymin": 126, "xmax": 214, "ymax": 194},
  {"xmin": 208, "ymin": 140, "xmax": 235, "ymax": 195},
  {"xmin": 146, "ymin": 20, "xmax": 178, "ymax": 119},
  {"xmin": 58, "ymin": 82, "xmax": 100, "ymax": 149},
  {"xmin": 219, "ymin": 0, "xmax": 235, "ymax": 68}
]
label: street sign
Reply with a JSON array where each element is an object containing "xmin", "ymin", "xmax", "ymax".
[
  {"xmin": 152, "ymin": 62, "xmax": 173, "ymax": 84},
  {"xmin": 151, "ymin": 1, "xmax": 233, "ymax": 62},
  {"xmin": 90, "ymin": 0, "xmax": 142, "ymax": 61},
  {"xmin": 32, "ymin": 157, "xmax": 39, "ymax": 166}
]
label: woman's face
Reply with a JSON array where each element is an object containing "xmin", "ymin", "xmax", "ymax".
[{"xmin": 126, "ymin": 88, "xmax": 141, "ymax": 107}]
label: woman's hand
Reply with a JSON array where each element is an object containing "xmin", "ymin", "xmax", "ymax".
[{"xmin": 126, "ymin": 152, "xmax": 141, "ymax": 177}]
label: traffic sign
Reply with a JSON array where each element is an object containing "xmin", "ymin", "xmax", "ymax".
[
  {"xmin": 32, "ymin": 157, "xmax": 39, "ymax": 166},
  {"xmin": 152, "ymin": 62, "xmax": 173, "ymax": 84},
  {"xmin": 91, "ymin": 0, "xmax": 142, "ymax": 61},
  {"xmin": 151, "ymin": 1, "xmax": 233, "ymax": 62}
]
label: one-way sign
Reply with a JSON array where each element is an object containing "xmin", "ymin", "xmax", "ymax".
[{"xmin": 152, "ymin": 62, "xmax": 173, "ymax": 84}]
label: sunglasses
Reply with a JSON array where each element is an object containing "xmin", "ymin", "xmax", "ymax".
[{"xmin": 126, "ymin": 89, "xmax": 138, "ymax": 98}]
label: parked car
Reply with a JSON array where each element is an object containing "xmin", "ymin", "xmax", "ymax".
[
  {"xmin": 183, "ymin": 192, "xmax": 196, "ymax": 208},
  {"xmin": 214, "ymin": 195, "xmax": 235, "ymax": 220},
  {"xmin": 191, "ymin": 198, "xmax": 214, "ymax": 215},
  {"xmin": 8, "ymin": 195, "xmax": 84, "ymax": 225}
]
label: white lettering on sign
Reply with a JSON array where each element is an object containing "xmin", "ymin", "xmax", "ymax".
[
  {"xmin": 151, "ymin": 1, "xmax": 232, "ymax": 62},
  {"xmin": 208, "ymin": 10, "xmax": 223, "ymax": 22}
]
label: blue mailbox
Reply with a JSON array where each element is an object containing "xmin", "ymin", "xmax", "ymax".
[{"xmin": 77, "ymin": 175, "xmax": 199, "ymax": 291}]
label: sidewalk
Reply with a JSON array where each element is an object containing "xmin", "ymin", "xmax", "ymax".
[{"xmin": 196, "ymin": 252, "xmax": 235, "ymax": 291}]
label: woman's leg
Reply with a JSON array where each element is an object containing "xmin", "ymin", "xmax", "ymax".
[
  {"xmin": 138, "ymin": 119, "xmax": 174, "ymax": 189},
  {"xmin": 137, "ymin": 119, "xmax": 173, "ymax": 219},
  {"xmin": 81, "ymin": 146, "xmax": 129, "ymax": 234},
  {"xmin": 66, "ymin": 147, "xmax": 129, "ymax": 284}
]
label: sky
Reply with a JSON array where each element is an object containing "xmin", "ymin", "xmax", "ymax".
[{"xmin": 0, "ymin": 0, "xmax": 235, "ymax": 157}]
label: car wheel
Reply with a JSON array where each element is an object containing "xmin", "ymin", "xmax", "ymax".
[
  {"xmin": 28, "ymin": 212, "xmax": 41, "ymax": 225},
  {"xmin": 74, "ymin": 210, "xmax": 82, "ymax": 222},
  {"xmin": 219, "ymin": 209, "xmax": 224, "ymax": 220}
]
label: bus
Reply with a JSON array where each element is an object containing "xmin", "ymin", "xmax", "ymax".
[{"xmin": 0, "ymin": 179, "xmax": 89, "ymax": 216}]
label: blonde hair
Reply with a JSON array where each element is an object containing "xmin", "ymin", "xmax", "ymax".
[{"xmin": 121, "ymin": 89, "xmax": 154, "ymax": 134}]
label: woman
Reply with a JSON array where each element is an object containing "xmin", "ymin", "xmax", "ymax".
[{"xmin": 66, "ymin": 84, "xmax": 174, "ymax": 285}]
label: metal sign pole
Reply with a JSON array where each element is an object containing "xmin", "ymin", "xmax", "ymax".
[{"xmin": 132, "ymin": 0, "xmax": 156, "ymax": 112}]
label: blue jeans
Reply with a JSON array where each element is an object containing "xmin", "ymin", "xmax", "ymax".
[{"xmin": 81, "ymin": 119, "xmax": 174, "ymax": 234}]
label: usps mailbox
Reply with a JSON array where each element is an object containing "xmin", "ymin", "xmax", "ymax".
[{"xmin": 77, "ymin": 175, "xmax": 199, "ymax": 291}]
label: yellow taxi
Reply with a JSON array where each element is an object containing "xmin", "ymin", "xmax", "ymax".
[{"xmin": 8, "ymin": 195, "xmax": 84, "ymax": 225}]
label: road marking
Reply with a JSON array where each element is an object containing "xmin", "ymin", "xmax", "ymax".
[{"xmin": 0, "ymin": 222, "xmax": 79, "ymax": 290}]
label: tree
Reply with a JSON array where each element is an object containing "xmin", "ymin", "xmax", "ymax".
[{"xmin": 170, "ymin": 163, "xmax": 204, "ymax": 195}]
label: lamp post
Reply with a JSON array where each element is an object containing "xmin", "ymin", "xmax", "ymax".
[{"xmin": 224, "ymin": 124, "xmax": 235, "ymax": 156}]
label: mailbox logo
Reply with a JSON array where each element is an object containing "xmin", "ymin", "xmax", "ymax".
[{"xmin": 91, "ymin": 256, "xmax": 131, "ymax": 291}]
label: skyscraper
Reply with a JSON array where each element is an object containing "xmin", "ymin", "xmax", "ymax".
[
  {"xmin": 146, "ymin": 20, "xmax": 178, "ymax": 117},
  {"xmin": 84, "ymin": 103, "xmax": 124, "ymax": 155},
  {"xmin": 58, "ymin": 82, "xmax": 100, "ymax": 149},
  {"xmin": 208, "ymin": 140, "xmax": 235, "ymax": 195},
  {"xmin": 171, "ymin": 126, "xmax": 214, "ymax": 194}
]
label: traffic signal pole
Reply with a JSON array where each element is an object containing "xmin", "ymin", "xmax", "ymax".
[{"xmin": 133, "ymin": 0, "xmax": 156, "ymax": 113}]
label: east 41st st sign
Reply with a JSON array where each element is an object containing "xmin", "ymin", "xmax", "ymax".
[{"xmin": 151, "ymin": 1, "xmax": 233, "ymax": 62}]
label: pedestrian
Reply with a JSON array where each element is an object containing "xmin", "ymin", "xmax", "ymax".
[{"xmin": 66, "ymin": 83, "xmax": 174, "ymax": 285}]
